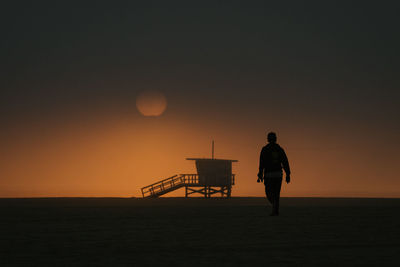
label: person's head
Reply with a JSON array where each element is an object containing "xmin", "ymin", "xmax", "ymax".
[{"xmin": 267, "ymin": 132, "xmax": 277, "ymax": 143}]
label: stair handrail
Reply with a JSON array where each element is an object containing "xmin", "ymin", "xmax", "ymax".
[
  {"xmin": 141, "ymin": 175, "xmax": 178, "ymax": 190},
  {"xmin": 141, "ymin": 175, "xmax": 184, "ymax": 197}
]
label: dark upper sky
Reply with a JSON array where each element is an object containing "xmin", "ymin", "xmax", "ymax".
[{"xmin": 1, "ymin": 0, "xmax": 399, "ymax": 125}]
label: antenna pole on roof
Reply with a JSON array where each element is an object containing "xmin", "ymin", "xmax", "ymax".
[{"xmin": 212, "ymin": 140, "xmax": 214, "ymax": 159}]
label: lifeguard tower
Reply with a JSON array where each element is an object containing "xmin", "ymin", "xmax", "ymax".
[{"xmin": 141, "ymin": 141, "xmax": 237, "ymax": 198}]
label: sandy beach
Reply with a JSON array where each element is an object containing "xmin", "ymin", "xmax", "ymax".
[{"xmin": 0, "ymin": 197, "xmax": 399, "ymax": 266}]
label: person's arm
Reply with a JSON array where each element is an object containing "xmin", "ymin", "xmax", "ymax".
[
  {"xmin": 281, "ymin": 148, "xmax": 291, "ymax": 183},
  {"xmin": 258, "ymin": 148, "xmax": 264, "ymax": 182}
]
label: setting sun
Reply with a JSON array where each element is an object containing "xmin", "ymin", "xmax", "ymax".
[{"xmin": 136, "ymin": 90, "xmax": 167, "ymax": 117}]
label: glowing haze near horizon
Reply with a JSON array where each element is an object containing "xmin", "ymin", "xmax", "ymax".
[{"xmin": 1, "ymin": 1, "xmax": 399, "ymax": 198}]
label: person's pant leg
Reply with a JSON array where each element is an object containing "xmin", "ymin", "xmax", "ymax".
[
  {"xmin": 264, "ymin": 178, "xmax": 273, "ymax": 204},
  {"xmin": 273, "ymin": 178, "xmax": 283, "ymax": 213}
]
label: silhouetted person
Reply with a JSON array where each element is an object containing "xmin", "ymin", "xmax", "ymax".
[{"xmin": 258, "ymin": 132, "xmax": 291, "ymax": 216}]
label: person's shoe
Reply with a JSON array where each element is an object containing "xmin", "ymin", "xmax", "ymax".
[{"xmin": 269, "ymin": 212, "xmax": 278, "ymax": 216}]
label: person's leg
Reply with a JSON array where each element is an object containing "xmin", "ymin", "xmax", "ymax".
[
  {"xmin": 269, "ymin": 179, "xmax": 278, "ymax": 215},
  {"xmin": 273, "ymin": 178, "xmax": 283, "ymax": 215},
  {"xmin": 265, "ymin": 179, "xmax": 279, "ymax": 215},
  {"xmin": 264, "ymin": 178, "xmax": 273, "ymax": 204}
]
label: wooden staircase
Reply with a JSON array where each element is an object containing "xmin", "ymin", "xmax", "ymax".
[{"xmin": 141, "ymin": 174, "xmax": 199, "ymax": 198}]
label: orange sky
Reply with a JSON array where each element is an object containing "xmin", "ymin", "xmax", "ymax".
[{"xmin": 1, "ymin": 106, "xmax": 399, "ymax": 198}]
